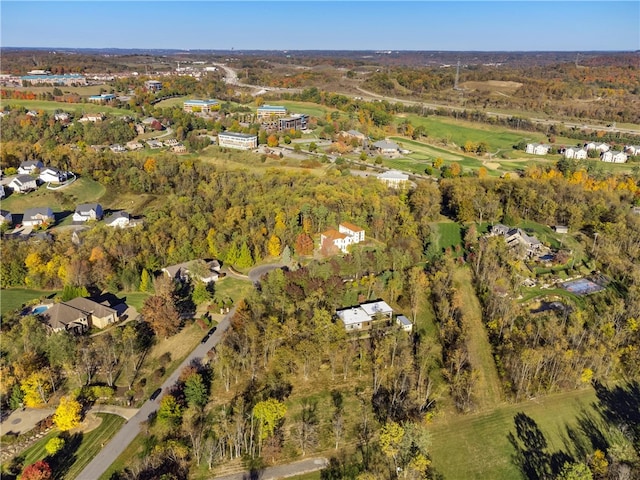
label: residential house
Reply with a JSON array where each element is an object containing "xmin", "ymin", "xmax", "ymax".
[
  {"xmin": 624, "ymin": 145, "xmax": 640, "ymax": 156},
  {"xmin": 320, "ymin": 228, "xmax": 351, "ymax": 254},
  {"xmin": 41, "ymin": 303, "xmax": 89, "ymax": 334},
  {"xmin": 9, "ymin": 175, "xmax": 38, "ymax": 193},
  {"xmin": 164, "ymin": 138, "xmax": 179, "ymax": 147},
  {"xmin": 601, "ymin": 150, "xmax": 628, "ymax": 163},
  {"xmin": 218, "ymin": 132, "xmax": 258, "ymax": 150},
  {"xmin": 525, "ymin": 143, "xmax": 551, "ymax": 155},
  {"xmin": 585, "ymin": 142, "xmax": 610, "ymax": 153},
  {"xmin": 341, "ymin": 130, "xmax": 367, "ymax": 143},
  {"xmin": 73, "ymin": 203, "xmax": 103, "ymax": 222},
  {"xmin": 396, "ymin": 315, "xmax": 413, "ymax": 333},
  {"xmin": 360, "ymin": 300, "xmax": 393, "ymax": 319},
  {"xmin": 39, "ymin": 167, "xmax": 68, "ymax": 184},
  {"xmin": 104, "ymin": 211, "xmax": 131, "ymax": 228},
  {"xmin": 490, "ymin": 224, "xmax": 544, "ymax": 258},
  {"xmin": 563, "ymin": 147, "xmax": 588, "ymax": 160},
  {"xmin": 64, "ymin": 297, "xmax": 118, "ymax": 329},
  {"xmin": 23, "ymin": 207, "xmax": 55, "ymax": 227},
  {"xmin": 377, "ymin": 169, "xmax": 409, "ymax": 187},
  {"xmin": 162, "ymin": 259, "xmax": 221, "ymax": 284},
  {"xmin": 183, "ymin": 99, "xmax": 219, "ymax": 114},
  {"xmin": 134, "ymin": 124, "xmax": 146, "ymax": 135},
  {"xmin": 172, "ymin": 144, "xmax": 187, "ymax": 153},
  {"xmin": 372, "ymin": 140, "xmax": 401, "ymax": 157},
  {"xmin": 279, "ymin": 114, "xmax": 309, "ymax": 131},
  {"xmin": 553, "ymin": 225, "xmax": 569, "ymax": 234},
  {"xmin": 257, "ymin": 105, "xmax": 288, "ymax": 121},
  {"xmin": 336, "ymin": 306, "xmax": 373, "ymax": 331},
  {"xmin": 18, "ymin": 160, "xmax": 44, "ymax": 175},
  {"xmin": 146, "ymin": 139, "xmax": 163, "ymax": 149},
  {"xmin": 339, "ymin": 222, "xmax": 365, "ymax": 243},
  {"xmin": 126, "ymin": 141, "xmax": 144, "ymax": 151},
  {"xmin": 0, "ymin": 185, "xmax": 5, "ymax": 199},
  {"xmin": 0, "ymin": 210, "xmax": 12, "ymax": 226},
  {"xmin": 54, "ymin": 112, "xmax": 71, "ymax": 122},
  {"xmin": 78, "ymin": 113, "xmax": 104, "ymax": 123},
  {"xmin": 109, "ymin": 144, "xmax": 126, "ymax": 153}
]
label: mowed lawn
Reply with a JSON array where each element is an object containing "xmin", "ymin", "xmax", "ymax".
[
  {"xmin": 429, "ymin": 222, "xmax": 462, "ymax": 252},
  {"xmin": 277, "ymin": 100, "xmax": 341, "ymax": 119},
  {"xmin": 0, "ymin": 99, "xmax": 132, "ymax": 116},
  {"xmin": 429, "ymin": 388, "xmax": 597, "ymax": 480},
  {"xmin": 8, "ymin": 413, "xmax": 125, "ymax": 480},
  {"xmin": 1, "ymin": 177, "xmax": 106, "ymax": 215},
  {"xmin": 0, "ymin": 288, "xmax": 59, "ymax": 316},
  {"xmin": 399, "ymin": 114, "xmax": 548, "ymax": 153}
]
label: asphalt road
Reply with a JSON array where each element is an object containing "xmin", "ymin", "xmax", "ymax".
[
  {"xmin": 76, "ymin": 306, "xmax": 237, "ymax": 480},
  {"xmin": 212, "ymin": 457, "xmax": 328, "ymax": 480}
]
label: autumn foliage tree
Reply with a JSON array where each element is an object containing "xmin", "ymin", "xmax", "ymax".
[
  {"xmin": 53, "ymin": 395, "xmax": 82, "ymax": 431},
  {"xmin": 142, "ymin": 275, "xmax": 181, "ymax": 338},
  {"xmin": 20, "ymin": 460, "xmax": 52, "ymax": 480}
]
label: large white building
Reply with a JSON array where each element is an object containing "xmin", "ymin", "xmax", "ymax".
[
  {"xmin": 377, "ymin": 170, "xmax": 409, "ymax": 187},
  {"xmin": 183, "ymin": 99, "xmax": 219, "ymax": 114},
  {"xmin": 217, "ymin": 132, "xmax": 258, "ymax": 150},
  {"xmin": 257, "ymin": 105, "xmax": 288, "ymax": 121}
]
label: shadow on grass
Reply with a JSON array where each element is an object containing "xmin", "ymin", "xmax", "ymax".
[{"xmin": 50, "ymin": 432, "xmax": 83, "ymax": 480}]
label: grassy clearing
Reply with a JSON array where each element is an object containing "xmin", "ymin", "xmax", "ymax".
[
  {"xmin": 453, "ymin": 267, "xmax": 503, "ymax": 410},
  {"xmin": 213, "ymin": 276, "xmax": 254, "ymax": 304},
  {"xmin": 0, "ymin": 288, "xmax": 59, "ymax": 316},
  {"xmin": 428, "ymin": 388, "xmax": 597, "ymax": 480},
  {"xmin": 0, "ymin": 177, "xmax": 106, "ymax": 215},
  {"xmin": 0, "ymin": 99, "xmax": 132, "ymax": 116},
  {"xmin": 116, "ymin": 292, "xmax": 150, "ymax": 311},
  {"xmin": 3, "ymin": 85, "xmax": 107, "ymax": 96},
  {"xmin": 9, "ymin": 414, "xmax": 124, "ymax": 480},
  {"xmin": 429, "ymin": 222, "xmax": 462, "ymax": 253},
  {"xmin": 276, "ymin": 100, "xmax": 341, "ymax": 119}
]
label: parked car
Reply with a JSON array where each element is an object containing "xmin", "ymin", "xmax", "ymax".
[{"xmin": 150, "ymin": 388, "xmax": 162, "ymax": 401}]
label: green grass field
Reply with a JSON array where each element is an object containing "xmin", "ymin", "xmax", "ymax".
[
  {"xmin": 429, "ymin": 222, "xmax": 462, "ymax": 252},
  {"xmin": 116, "ymin": 292, "xmax": 150, "ymax": 311},
  {"xmin": 0, "ymin": 288, "xmax": 59, "ymax": 316},
  {"xmin": 8, "ymin": 413, "xmax": 125, "ymax": 480},
  {"xmin": 429, "ymin": 388, "xmax": 597, "ymax": 480},
  {"xmin": 277, "ymin": 100, "xmax": 342, "ymax": 119},
  {"xmin": 213, "ymin": 275, "xmax": 254, "ymax": 304},
  {"xmin": 0, "ymin": 177, "xmax": 106, "ymax": 216},
  {"xmin": 0, "ymin": 99, "xmax": 133, "ymax": 116}
]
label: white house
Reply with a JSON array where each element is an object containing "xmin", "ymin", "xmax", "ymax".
[
  {"xmin": 360, "ymin": 300, "xmax": 393, "ymax": 319},
  {"xmin": 585, "ymin": 142, "xmax": 610, "ymax": 153},
  {"xmin": 320, "ymin": 228, "xmax": 351, "ymax": 254},
  {"xmin": 9, "ymin": 175, "xmax": 38, "ymax": 193},
  {"xmin": 126, "ymin": 141, "xmax": 144, "ymax": 151},
  {"xmin": 39, "ymin": 167, "xmax": 68, "ymax": 184},
  {"xmin": 23, "ymin": 207, "xmax": 55, "ymax": 226},
  {"xmin": 146, "ymin": 139, "xmax": 163, "ymax": 149},
  {"xmin": 377, "ymin": 169, "xmax": 409, "ymax": 187},
  {"xmin": 109, "ymin": 144, "xmax": 126, "ymax": 153},
  {"xmin": 104, "ymin": 211, "xmax": 131, "ymax": 228},
  {"xmin": 563, "ymin": 147, "xmax": 587, "ymax": 160},
  {"xmin": 336, "ymin": 306, "xmax": 373, "ymax": 331},
  {"xmin": 18, "ymin": 160, "xmax": 44, "ymax": 175},
  {"xmin": 624, "ymin": 145, "xmax": 640, "ymax": 156},
  {"xmin": 73, "ymin": 203, "xmax": 103, "ymax": 222},
  {"xmin": 396, "ymin": 315, "xmax": 413, "ymax": 333},
  {"xmin": 525, "ymin": 143, "xmax": 551, "ymax": 155},
  {"xmin": 601, "ymin": 151, "xmax": 628, "ymax": 163},
  {"xmin": 339, "ymin": 222, "xmax": 365, "ymax": 243}
]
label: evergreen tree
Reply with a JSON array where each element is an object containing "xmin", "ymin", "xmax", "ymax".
[{"xmin": 236, "ymin": 242, "xmax": 254, "ymax": 269}]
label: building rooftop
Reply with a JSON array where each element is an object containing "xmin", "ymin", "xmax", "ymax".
[
  {"xmin": 360, "ymin": 300, "xmax": 393, "ymax": 317},
  {"xmin": 184, "ymin": 99, "xmax": 219, "ymax": 106},
  {"xmin": 340, "ymin": 222, "xmax": 364, "ymax": 232},
  {"xmin": 336, "ymin": 307, "xmax": 372, "ymax": 326},
  {"xmin": 218, "ymin": 132, "xmax": 257, "ymax": 139}
]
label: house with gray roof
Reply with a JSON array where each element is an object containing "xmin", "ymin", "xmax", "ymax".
[
  {"xmin": 41, "ymin": 303, "xmax": 89, "ymax": 334},
  {"xmin": 377, "ymin": 169, "xmax": 409, "ymax": 187},
  {"xmin": 104, "ymin": 211, "xmax": 131, "ymax": 228},
  {"xmin": 23, "ymin": 207, "xmax": 55, "ymax": 227},
  {"xmin": 0, "ymin": 210, "xmax": 13, "ymax": 226},
  {"xmin": 490, "ymin": 224, "xmax": 545, "ymax": 258},
  {"xmin": 73, "ymin": 203, "xmax": 103, "ymax": 222},
  {"xmin": 9, "ymin": 175, "xmax": 38, "ymax": 193},
  {"xmin": 64, "ymin": 297, "xmax": 118, "ymax": 329},
  {"xmin": 373, "ymin": 140, "xmax": 401, "ymax": 157},
  {"xmin": 18, "ymin": 160, "xmax": 44, "ymax": 175}
]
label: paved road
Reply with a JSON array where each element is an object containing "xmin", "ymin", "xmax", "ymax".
[
  {"xmin": 248, "ymin": 263, "xmax": 284, "ymax": 284},
  {"xmin": 212, "ymin": 457, "xmax": 328, "ymax": 480},
  {"xmin": 76, "ymin": 306, "xmax": 237, "ymax": 480}
]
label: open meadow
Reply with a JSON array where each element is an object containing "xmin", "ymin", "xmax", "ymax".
[{"xmin": 0, "ymin": 98, "xmax": 132, "ymax": 116}]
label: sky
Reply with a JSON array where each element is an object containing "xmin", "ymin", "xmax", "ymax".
[{"xmin": 1, "ymin": 1, "xmax": 639, "ymax": 51}]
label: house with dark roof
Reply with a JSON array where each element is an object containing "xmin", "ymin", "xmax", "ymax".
[
  {"xmin": 18, "ymin": 160, "xmax": 44, "ymax": 175},
  {"xmin": 104, "ymin": 211, "xmax": 131, "ymax": 228},
  {"xmin": 41, "ymin": 303, "xmax": 89, "ymax": 334},
  {"xmin": 0, "ymin": 210, "xmax": 13, "ymax": 226},
  {"xmin": 73, "ymin": 203, "xmax": 103, "ymax": 222},
  {"xmin": 490, "ymin": 224, "xmax": 545, "ymax": 258},
  {"xmin": 372, "ymin": 140, "xmax": 401, "ymax": 157}
]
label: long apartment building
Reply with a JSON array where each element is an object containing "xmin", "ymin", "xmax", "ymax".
[{"xmin": 217, "ymin": 132, "xmax": 258, "ymax": 150}]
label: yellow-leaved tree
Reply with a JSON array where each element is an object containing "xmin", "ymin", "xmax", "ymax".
[
  {"xmin": 267, "ymin": 235, "xmax": 282, "ymax": 257},
  {"xmin": 53, "ymin": 395, "xmax": 82, "ymax": 431},
  {"xmin": 21, "ymin": 371, "xmax": 51, "ymax": 407}
]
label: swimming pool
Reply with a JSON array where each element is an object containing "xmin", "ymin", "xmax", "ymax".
[{"xmin": 31, "ymin": 305, "xmax": 50, "ymax": 315}]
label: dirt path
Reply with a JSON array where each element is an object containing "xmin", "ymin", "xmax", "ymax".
[{"xmin": 453, "ymin": 266, "xmax": 503, "ymax": 410}]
